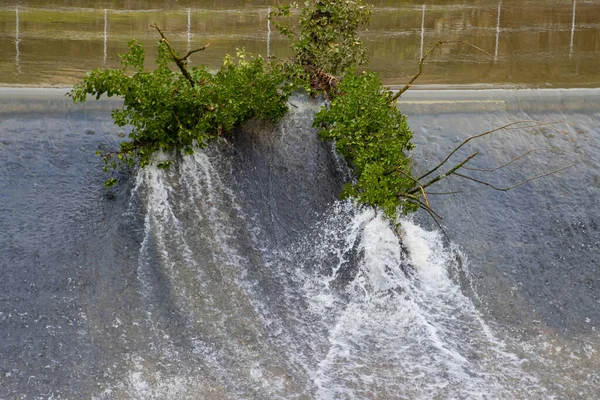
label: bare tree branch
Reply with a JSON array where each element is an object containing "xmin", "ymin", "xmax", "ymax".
[
  {"xmin": 425, "ymin": 191, "xmax": 463, "ymax": 195},
  {"xmin": 390, "ymin": 40, "xmax": 493, "ymax": 102},
  {"xmin": 461, "ymin": 148, "xmax": 552, "ymax": 172},
  {"xmin": 181, "ymin": 45, "xmax": 210, "ymax": 61},
  {"xmin": 390, "ymin": 41, "xmax": 443, "ymax": 102},
  {"xmin": 440, "ymin": 40, "xmax": 494, "ymax": 58},
  {"xmin": 420, "ymin": 186, "xmax": 430, "ymax": 208},
  {"xmin": 399, "ymin": 193, "xmax": 445, "ymax": 220},
  {"xmin": 454, "ymin": 163, "xmax": 577, "ymax": 191},
  {"xmin": 412, "ymin": 201, "xmax": 450, "ymax": 241},
  {"xmin": 410, "ymin": 152, "xmax": 478, "ymax": 194},
  {"xmin": 418, "ymin": 120, "xmax": 564, "ymax": 181},
  {"xmin": 394, "ymin": 165, "xmax": 434, "ymax": 207},
  {"xmin": 150, "ymin": 23, "xmax": 209, "ymax": 87}
]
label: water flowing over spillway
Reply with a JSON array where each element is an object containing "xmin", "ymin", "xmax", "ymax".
[{"xmin": 1, "ymin": 89, "xmax": 599, "ymax": 399}]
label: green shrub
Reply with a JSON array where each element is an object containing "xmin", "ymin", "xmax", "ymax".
[
  {"xmin": 69, "ymin": 42, "xmax": 291, "ymax": 185},
  {"xmin": 315, "ymin": 70, "xmax": 417, "ymax": 219}
]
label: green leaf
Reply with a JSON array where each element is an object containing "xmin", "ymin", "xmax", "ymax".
[{"xmin": 104, "ymin": 177, "xmax": 118, "ymax": 188}]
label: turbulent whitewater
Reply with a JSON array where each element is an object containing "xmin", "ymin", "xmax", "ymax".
[{"xmin": 1, "ymin": 90, "xmax": 599, "ymax": 399}]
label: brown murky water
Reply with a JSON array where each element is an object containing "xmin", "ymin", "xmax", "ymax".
[{"xmin": 0, "ymin": 0, "xmax": 599, "ymax": 87}]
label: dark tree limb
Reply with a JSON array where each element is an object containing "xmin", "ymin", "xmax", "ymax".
[{"xmin": 150, "ymin": 23, "xmax": 210, "ymax": 87}]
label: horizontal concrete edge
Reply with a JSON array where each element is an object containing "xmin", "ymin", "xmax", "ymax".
[{"xmin": 1, "ymin": 87, "xmax": 599, "ymax": 115}]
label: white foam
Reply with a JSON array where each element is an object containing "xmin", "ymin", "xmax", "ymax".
[
  {"xmin": 307, "ymin": 211, "xmax": 541, "ymax": 399},
  {"xmin": 115, "ymin": 146, "xmax": 580, "ymax": 399}
]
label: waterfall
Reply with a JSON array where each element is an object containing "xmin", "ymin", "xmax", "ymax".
[
  {"xmin": 98, "ymin": 102, "xmax": 547, "ymax": 398},
  {"xmin": 2, "ymin": 90, "xmax": 600, "ymax": 399}
]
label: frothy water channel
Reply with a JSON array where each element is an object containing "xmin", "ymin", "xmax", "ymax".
[{"xmin": 1, "ymin": 90, "xmax": 599, "ymax": 398}]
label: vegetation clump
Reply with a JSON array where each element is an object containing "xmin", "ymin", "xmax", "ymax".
[
  {"xmin": 270, "ymin": 0, "xmax": 371, "ymax": 95},
  {"xmin": 314, "ymin": 69, "xmax": 417, "ymax": 217},
  {"xmin": 71, "ymin": 0, "xmax": 567, "ymax": 224},
  {"xmin": 70, "ymin": 27, "xmax": 292, "ymax": 186}
]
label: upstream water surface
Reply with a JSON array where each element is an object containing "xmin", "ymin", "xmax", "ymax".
[{"xmin": 0, "ymin": 0, "xmax": 599, "ymax": 87}]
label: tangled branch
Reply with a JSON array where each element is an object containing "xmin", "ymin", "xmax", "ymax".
[
  {"xmin": 418, "ymin": 120, "xmax": 565, "ymax": 181},
  {"xmin": 399, "ymin": 120, "xmax": 576, "ymax": 232}
]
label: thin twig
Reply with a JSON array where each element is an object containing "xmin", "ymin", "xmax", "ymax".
[
  {"xmin": 418, "ymin": 120, "xmax": 563, "ymax": 181},
  {"xmin": 420, "ymin": 186, "xmax": 430, "ymax": 208},
  {"xmin": 503, "ymin": 121, "xmax": 566, "ymax": 135},
  {"xmin": 399, "ymin": 193, "xmax": 444, "ymax": 220},
  {"xmin": 392, "ymin": 165, "xmax": 431, "ymax": 206},
  {"xmin": 181, "ymin": 45, "xmax": 210, "ymax": 61},
  {"xmin": 391, "ymin": 40, "xmax": 493, "ymax": 102},
  {"xmin": 391, "ymin": 40, "xmax": 443, "ymax": 102},
  {"xmin": 461, "ymin": 148, "xmax": 551, "ymax": 172},
  {"xmin": 441, "ymin": 40, "xmax": 494, "ymax": 58},
  {"xmin": 395, "ymin": 166, "xmax": 424, "ymax": 188},
  {"xmin": 454, "ymin": 163, "xmax": 577, "ymax": 191},
  {"xmin": 410, "ymin": 152, "xmax": 478, "ymax": 194},
  {"xmin": 425, "ymin": 191, "xmax": 463, "ymax": 195},
  {"xmin": 415, "ymin": 202, "xmax": 450, "ymax": 241}
]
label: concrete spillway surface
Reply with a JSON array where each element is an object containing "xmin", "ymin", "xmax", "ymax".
[{"xmin": 0, "ymin": 88, "xmax": 599, "ymax": 398}]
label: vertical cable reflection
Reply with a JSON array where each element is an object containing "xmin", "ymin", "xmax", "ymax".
[
  {"xmin": 419, "ymin": 4, "xmax": 425, "ymax": 60},
  {"xmin": 570, "ymin": 0, "xmax": 577, "ymax": 58},
  {"xmin": 15, "ymin": 7, "xmax": 21, "ymax": 74},
  {"xmin": 267, "ymin": 7, "xmax": 271, "ymax": 59},
  {"xmin": 494, "ymin": 1, "xmax": 502, "ymax": 60},
  {"xmin": 103, "ymin": 9, "xmax": 108, "ymax": 65},
  {"xmin": 187, "ymin": 8, "xmax": 191, "ymax": 54}
]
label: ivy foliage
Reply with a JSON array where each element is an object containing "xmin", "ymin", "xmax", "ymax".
[{"xmin": 69, "ymin": 41, "xmax": 291, "ymax": 184}]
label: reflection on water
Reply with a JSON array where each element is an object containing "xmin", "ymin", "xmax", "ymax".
[
  {"xmin": 103, "ymin": 9, "xmax": 107, "ymax": 65},
  {"xmin": 14, "ymin": 7, "xmax": 20, "ymax": 75},
  {"xmin": 0, "ymin": 0, "xmax": 599, "ymax": 87},
  {"xmin": 494, "ymin": 1, "xmax": 501, "ymax": 59},
  {"xmin": 570, "ymin": 0, "xmax": 577, "ymax": 58}
]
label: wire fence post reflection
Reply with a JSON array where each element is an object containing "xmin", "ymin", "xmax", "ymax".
[
  {"xmin": 570, "ymin": 0, "xmax": 577, "ymax": 58},
  {"xmin": 187, "ymin": 8, "xmax": 191, "ymax": 54},
  {"xmin": 104, "ymin": 9, "xmax": 108, "ymax": 65},
  {"xmin": 15, "ymin": 7, "xmax": 21, "ymax": 74},
  {"xmin": 494, "ymin": 1, "xmax": 502, "ymax": 61},
  {"xmin": 420, "ymin": 4, "xmax": 426, "ymax": 60},
  {"xmin": 267, "ymin": 7, "xmax": 271, "ymax": 59}
]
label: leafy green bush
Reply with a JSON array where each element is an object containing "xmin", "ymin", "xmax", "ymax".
[
  {"xmin": 271, "ymin": 0, "xmax": 371, "ymax": 75},
  {"xmin": 270, "ymin": 0, "xmax": 371, "ymax": 96},
  {"xmin": 69, "ymin": 41, "xmax": 291, "ymax": 185},
  {"xmin": 315, "ymin": 70, "xmax": 417, "ymax": 219}
]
